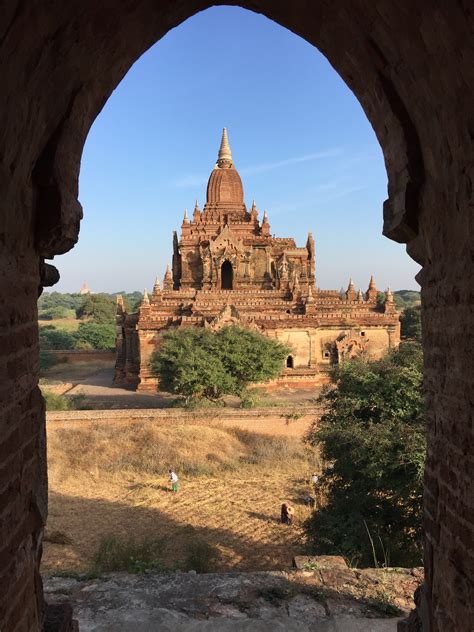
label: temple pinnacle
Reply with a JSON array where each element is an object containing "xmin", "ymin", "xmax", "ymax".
[{"xmin": 218, "ymin": 127, "xmax": 232, "ymax": 163}]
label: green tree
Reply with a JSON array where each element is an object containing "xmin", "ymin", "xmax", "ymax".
[
  {"xmin": 38, "ymin": 291, "xmax": 84, "ymax": 312},
  {"xmin": 217, "ymin": 326, "xmax": 290, "ymax": 393},
  {"xmin": 38, "ymin": 306, "xmax": 72, "ymax": 320},
  {"xmin": 76, "ymin": 294, "xmax": 116, "ymax": 323},
  {"xmin": 75, "ymin": 322, "xmax": 116, "ymax": 350},
  {"xmin": 150, "ymin": 326, "xmax": 289, "ymax": 404},
  {"xmin": 305, "ymin": 342, "xmax": 425, "ymax": 567},
  {"xmin": 39, "ymin": 325, "xmax": 76, "ymax": 350},
  {"xmin": 400, "ymin": 305, "xmax": 422, "ymax": 341}
]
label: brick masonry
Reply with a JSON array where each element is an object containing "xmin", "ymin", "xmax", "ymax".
[{"xmin": 0, "ymin": 2, "xmax": 472, "ymax": 630}]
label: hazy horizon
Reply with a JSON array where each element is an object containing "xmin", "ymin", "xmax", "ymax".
[{"xmin": 50, "ymin": 6, "xmax": 421, "ymax": 294}]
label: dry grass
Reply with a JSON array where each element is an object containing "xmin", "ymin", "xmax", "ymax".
[
  {"xmin": 44, "ymin": 420, "xmax": 321, "ymax": 574},
  {"xmin": 48, "ymin": 421, "xmax": 318, "ymax": 479},
  {"xmin": 39, "ymin": 317, "xmax": 80, "ymax": 332}
]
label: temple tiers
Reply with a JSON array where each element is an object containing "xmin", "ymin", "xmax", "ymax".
[{"xmin": 115, "ymin": 129, "xmax": 400, "ymax": 391}]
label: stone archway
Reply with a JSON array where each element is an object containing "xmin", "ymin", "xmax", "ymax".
[{"xmin": 0, "ymin": 3, "xmax": 473, "ymax": 631}]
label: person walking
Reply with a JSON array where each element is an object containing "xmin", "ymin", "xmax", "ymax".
[
  {"xmin": 169, "ymin": 469, "xmax": 179, "ymax": 492},
  {"xmin": 311, "ymin": 472, "xmax": 319, "ymax": 495}
]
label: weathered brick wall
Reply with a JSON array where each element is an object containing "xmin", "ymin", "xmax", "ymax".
[
  {"xmin": 0, "ymin": 2, "xmax": 472, "ymax": 630},
  {"xmin": 0, "ymin": 248, "xmax": 45, "ymax": 630}
]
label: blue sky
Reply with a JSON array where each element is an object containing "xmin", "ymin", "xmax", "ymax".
[{"xmin": 52, "ymin": 6, "xmax": 420, "ymax": 293}]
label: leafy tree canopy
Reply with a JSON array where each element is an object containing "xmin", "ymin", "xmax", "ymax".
[
  {"xmin": 150, "ymin": 326, "xmax": 289, "ymax": 404},
  {"xmin": 400, "ymin": 305, "xmax": 422, "ymax": 341},
  {"xmin": 38, "ymin": 291, "xmax": 83, "ymax": 312},
  {"xmin": 39, "ymin": 326, "xmax": 77, "ymax": 350},
  {"xmin": 305, "ymin": 342, "xmax": 425, "ymax": 567},
  {"xmin": 393, "ymin": 290, "xmax": 421, "ymax": 311},
  {"xmin": 76, "ymin": 294, "xmax": 116, "ymax": 323},
  {"xmin": 75, "ymin": 323, "xmax": 116, "ymax": 351}
]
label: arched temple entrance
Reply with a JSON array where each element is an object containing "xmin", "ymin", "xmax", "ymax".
[
  {"xmin": 221, "ymin": 261, "xmax": 233, "ymax": 290},
  {"xmin": 0, "ymin": 3, "xmax": 473, "ymax": 631},
  {"xmin": 286, "ymin": 355, "xmax": 294, "ymax": 369}
]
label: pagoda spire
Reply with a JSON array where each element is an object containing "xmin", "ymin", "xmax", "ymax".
[
  {"xmin": 164, "ymin": 263, "xmax": 173, "ymax": 290},
  {"xmin": 153, "ymin": 276, "xmax": 161, "ymax": 295},
  {"xmin": 261, "ymin": 210, "xmax": 270, "ymax": 236},
  {"xmin": 183, "ymin": 209, "xmax": 189, "ymax": 224},
  {"xmin": 193, "ymin": 200, "xmax": 200, "ymax": 222},
  {"xmin": 384, "ymin": 286, "xmax": 396, "ymax": 313},
  {"xmin": 217, "ymin": 127, "xmax": 232, "ymax": 164},
  {"xmin": 141, "ymin": 288, "xmax": 150, "ymax": 307},
  {"xmin": 250, "ymin": 199, "xmax": 258, "ymax": 221},
  {"xmin": 346, "ymin": 277, "xmax": 356, "ymax": 301},
  {"xmin": 366, "ymin": 274, "xmax": 378, "ymax": 301}
]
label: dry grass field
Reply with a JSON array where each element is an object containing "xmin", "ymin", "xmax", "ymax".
[
  {"xmin": 39, "ymin": 317, "xmax": 80, "ymax": 332},
  {"xmin": 44, "ymin": 420, "xmax": 321, "ymax": 574}
]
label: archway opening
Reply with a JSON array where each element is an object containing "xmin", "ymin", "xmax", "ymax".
[
  {"xmin": 286, "ymin": 355, "xmax": 294, "ymax": 368},
  {"xmin": 221, "ymin": 261, "xmax": 233, "ymax": 289}
]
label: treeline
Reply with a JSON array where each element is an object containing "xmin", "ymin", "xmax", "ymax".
[
  {"xmin": 38, "ymin": 291, "xmax": 142, "ymax": 320},
  {"xmin": 38, "ymin": 292, "xmax": 142, "ymax": 364}
]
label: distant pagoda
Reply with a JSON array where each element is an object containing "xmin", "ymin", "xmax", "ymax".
[{"xmin": 79, "ymin": 281, "xmax": 91, "ymax": 295}]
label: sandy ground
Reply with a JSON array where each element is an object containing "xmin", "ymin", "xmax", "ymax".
[{"xmin": 42, "ymin": 362, "xmax": 321, "ymax": 409}]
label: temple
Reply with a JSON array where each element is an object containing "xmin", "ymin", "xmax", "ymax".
[{"xmin": 115, "ymin": 129, "xmax": 400, "ymax": 391}]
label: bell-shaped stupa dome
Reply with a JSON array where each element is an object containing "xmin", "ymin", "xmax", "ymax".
[{"xmin": 206, "ymin": 128, "xmax": 244, "ymax": 205}]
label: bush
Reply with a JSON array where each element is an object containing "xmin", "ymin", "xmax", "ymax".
[
  {"xmin": 400, "ymin": 305, "xmax": 422, "ymax": 341},
  {"xmin": 151, "ymin": 326, "xmax": 289, "ymax": 404},
  {"xmin": 76, "ymin": 294, "xmax": 116, "ymax": 323},
  {"xmin": 39, "ymin": 306, "xmax": 73, "ymax": 320},
  {"xmin": 74, "ymin": 322, "xmax": 115, "ymax": 351},
  {"xmin": 93, "ymin": 535, "xmax": 165, "ymax": 573},
  {"xmin": 305, "ymin": 342, "xmax": 425, "ymax": 567},
  {"xmin": 39, "ymin": 326, "xmax": 77, "ymax": 350},
  {"xmin": 38, "ymin": 292, "xmax": 84, "ymax": 312},
  {"xmin": 184, "ymin": 539, "xmax": 220, "ymax": 573},
  {"xmin": 39, "ymin": 350, "xmax": 59, "ymax": 372},
  {"xmin": 42, "ymin": 390, "xmax": 89, "ymax": 411}
]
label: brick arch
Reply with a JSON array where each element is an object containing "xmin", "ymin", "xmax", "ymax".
[{"xmin": 1, "ymin": 3, "xmax": 472, "ymax": 631}]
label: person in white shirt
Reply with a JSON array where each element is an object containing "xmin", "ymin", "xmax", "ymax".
[
  {"xmin": 311, "ymin": 473, "xmax": 319, "ymax": 494},
  {"xmin": 169, "ymin": 469, "xmax": 179, "ymax": 492}
]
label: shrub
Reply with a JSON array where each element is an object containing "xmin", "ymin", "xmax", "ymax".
[
  {"xmin": 76, "ymin": 294, "xmax": 116, "ymax": 323},
  {"xmin": 305, "ymin": 342, "xmax": 425, "ymax": 567},
  {"xmin": 42, "ymin": 390, "xmax": 89, "ymax": 411},
  {"xmin": 151, "ymin": 326, "xmax": 289, "ymax": 404},
  {"xmin": 400, "ymin": 305, "xmax": 422, "ymax": 341},
  {"xmin": 74, "ymin": 322, "xmax": 115, "ymax": 351},
  {"xmin": 184, "ymin": 539, "xmax": 220, "ymax": 573},
  {"xmin": 39, "ymin": 306, "xmax": 73, "ymax": 320},
  {"xmin": 39, "ymin": 326, "xmax": 76, "ymax": 350},
  {"xmin": 93, "ymin": 535, "xmax": 165, "ymax": 573},
  {"xmin": 39, "ymin": 350, "xmax": 59, "ymax": 372}
]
